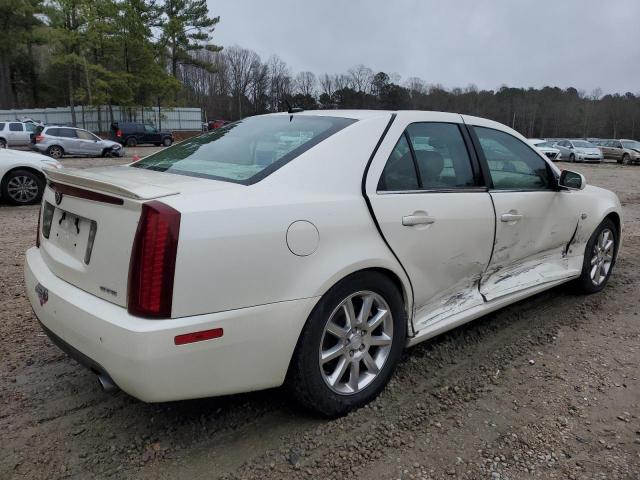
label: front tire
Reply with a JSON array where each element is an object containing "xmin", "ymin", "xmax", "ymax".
[
  {"xmin": 569, "ymin": 153, "xmax": 575, "ymax": 162},
  {"xmin": 287, "ymin": 271, "xmax": 407, "ymax": 417},
  {"xmin": 622, "ymin": 154, "xmax": 630, "ymax": 165},
  {"xmin": 2, "ymin": 169, "xmax": 44, "ymax": 205},
  {"xmin": 575, "ymin": 218, "xmax": 618, "ymax": 294},
  {"xmin": 162, "ymin": 137, "xmax": 173, "ymax": 147}
]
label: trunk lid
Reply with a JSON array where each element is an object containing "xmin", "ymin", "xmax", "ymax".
[{"xmin": 39, "ymin": 165, "xmax": 239, "ymax": 308}]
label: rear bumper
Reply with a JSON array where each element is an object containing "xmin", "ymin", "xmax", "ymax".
[{"xmin": 25, "ymin": 247, "xmax": 317, "ymax": 402}]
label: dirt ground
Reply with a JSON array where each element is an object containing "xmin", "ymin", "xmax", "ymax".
[{"xmin": 1, "ymin": 159, "xmax": 639, "ymax": 480}]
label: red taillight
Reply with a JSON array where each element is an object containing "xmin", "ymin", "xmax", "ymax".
[
  {"xmin": 35, "ymin": 134, "xmax": 44, "ymax": 143},
  {"xmin": 128, "ymin": 201, "xmax": 180, "ymax": 318},
  {"xmin": 116, "ymin": 129, "xmax": 122, "ymax": 138}
]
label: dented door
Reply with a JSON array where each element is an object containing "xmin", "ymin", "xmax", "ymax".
[{"xmin": 481, "ymin": 191, "xmax": 582, "ymax": 300}]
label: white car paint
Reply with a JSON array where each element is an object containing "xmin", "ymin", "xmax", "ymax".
[
  {"xmin": 528, "ymin": 138, "xmax": 561, "ymax": 161},
  {"xmin": 24, "ymin": 110, "xmax": 622, "ymax": 403},
  {"xmin": 0, "ymin": 148, "xmax": 62, "ymax": 202}
]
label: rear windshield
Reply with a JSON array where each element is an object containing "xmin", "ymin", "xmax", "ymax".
[{"xmin": 131, "ymin": 115, "xmax": 356, "ymax": 184}]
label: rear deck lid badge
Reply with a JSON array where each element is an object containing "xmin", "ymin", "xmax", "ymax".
[{"xmin": 35, "ymin": 283, "xmax": 48, "ymax": 306}]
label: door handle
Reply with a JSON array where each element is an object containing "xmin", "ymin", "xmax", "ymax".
[
  {"xmin": 402, "ymin": 213, "xmax": 436, "ymax": 226},
  {"xmin": 500, "ymin": 212, "xmax": 523, "ymax": 222}
]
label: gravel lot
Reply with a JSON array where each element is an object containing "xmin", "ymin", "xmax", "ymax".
[{"xmin": 1, "ymin": 159, "xmax": 639, "ymax": 480}]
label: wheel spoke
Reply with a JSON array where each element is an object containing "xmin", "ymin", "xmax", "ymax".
[
  {"xmin": 328, "ymin": 357, "xmax": 349, "ymax": 387},
  {"xmin": 348, "ymin": 360, "xmax": 360, "ymax": 391},
  {"xmin": 326, "ymin": 320, "xmax": 348, "ymax": 339},
  {"xmin": 604, "ymin": 239, "xmax": 614, "ymax": 253},
  {"xmin": 369, "ymin": 333, "xmax": 392, "ymax": 347},
  {"xmin": 321, "ymin": 344, "xmax": 346, "ymax": 364},
  {"xmin": 342, "ymin": 298, "xmax": 357, "ymax": 330},
  {"xmin": 357, "ymin": 294, "xmax": 374, "ymax": 327},
  {"xmin": 367, "ymin": 309, "xmax": 388, "ymax": 331},
  {"xmin": 590, "ymin": 255, "xmax": 598, "ymax": 266},
  {"xmin": 362, "ymin": 353, "xmax": 379, "ymax": 374}
]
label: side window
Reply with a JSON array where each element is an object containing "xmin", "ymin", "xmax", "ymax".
[
  {"xmin": 0, "ymin": 122, "xmax": 5, "ymax": 130},
  {"xmin": 9, "ymin": 123, "xmax": 23, "ymax": 132},
  {"xmin": 377, "ymin": 134, "xmax": 419, "ymax": 191},
  {"xmin": 46, "ymin": 128, "xmax": 59, "ymax": 137},
  {"xmin": 405, "ymin": 123, "xmax": 475, "ymax": 189},
  {"xmin": 77, "ymin": 130, "xmax": 96, "ymax": 140},
  {"xmin": 58, "ymin": 128, "xmax": 78, "ymax": 138},
  {"xmin": 378, "ymin": 122, "xmax": 476, "ymax": 192},
  {"xmin": 144, "ymin": 125, "xmax": 156, "ymax": 133},
  {"xmin": 474, "ymin": 127, "xmax": 551, "ymax": 191}
]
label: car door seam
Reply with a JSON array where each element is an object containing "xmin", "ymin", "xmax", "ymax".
[{"xmin": 360, "ymin": 113, "xmax": 418, "ymax": 330}]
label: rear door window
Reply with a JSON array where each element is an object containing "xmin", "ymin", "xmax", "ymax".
[
  {"xmin": 9, "ymin": 123, "xmax": 23, "ymax": 132},
  {"xmin": 0, "ymin": 122, "xmax": 4, "ymax": 130},
  {"xmin": 378, "ymin": 122, "xmax": 476, "ymax": 191},
  {"xmin": 58, "ymin": 128, "xmax": 78, "ymax": 138},
  {"xmin": 132, "ymin": 115, "xmax": 356, "ymax": 184}
]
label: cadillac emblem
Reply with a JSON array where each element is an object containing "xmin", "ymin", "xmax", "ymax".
[{"xmin": 55, "ymin": 191, "xmax": 63, "ymax": 205}]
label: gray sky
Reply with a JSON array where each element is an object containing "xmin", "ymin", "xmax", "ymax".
[{"xmin": 207, "ymin": 0, "xmax": 639, "ymax": 95}]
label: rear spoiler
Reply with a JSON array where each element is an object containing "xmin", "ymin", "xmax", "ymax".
[{"xmin": 44, "ymin": 167, "xmax": 179, "ymax": 200}]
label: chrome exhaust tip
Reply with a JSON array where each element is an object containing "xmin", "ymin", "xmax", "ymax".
[{"xmin": 97, "ymin": 373, "xmax": 118, "ymax": 392}]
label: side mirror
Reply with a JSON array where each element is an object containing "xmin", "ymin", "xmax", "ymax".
[{"xmin": 559, "ymin": 170, "xmax": 586, "ymax": 190}]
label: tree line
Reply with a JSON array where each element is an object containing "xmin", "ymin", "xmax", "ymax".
[{"xmin": 2, "ymin": 1, "xmax": 639, "ymax": 139}]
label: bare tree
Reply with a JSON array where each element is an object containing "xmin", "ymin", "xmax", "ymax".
[
  {"xmin": 225, "ymin": 45, "xmax": 260, "ymax": 119},
  {"xmin": 295, "ymin": 71, "xmax": 317, "ymax": 97},
  {"xmin": 348, "ymin": 64, "xmax": 373, "ymax": 92},
  {"xmin": 333, "ymin": 73, "xmax": 352, "ymax": 91},
  {"xmin": 267, "ymin": 55, "xmax": 292, "ymax": 111},
  {"xmin": 319, "ymin": 73, "xmax": 334, "ymax": 98}
]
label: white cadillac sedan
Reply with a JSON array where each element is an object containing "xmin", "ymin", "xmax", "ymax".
[{"xmin": 25, "ymin": 110, "xmax": 622, "ymax": 416}]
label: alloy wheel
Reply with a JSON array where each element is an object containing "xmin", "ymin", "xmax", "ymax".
[
  {"xmin": 590, "ymin": 228, "xmax": 614, "ymax": 286},
  {"xmin": 319, "ymin": 291, "xmax": 393, "ymax": 395},
  {"xmin": 48, "ymin": 146, "xmax": 62, "ymax": 159},
  {"xmin": 7, "ymin": 175, "xmax": 39, "ymax": 203}
]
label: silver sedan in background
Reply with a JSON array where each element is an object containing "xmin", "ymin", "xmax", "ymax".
[{"xmin": 554, "ymin": 139, "xmax": 603, "ymax": 162}]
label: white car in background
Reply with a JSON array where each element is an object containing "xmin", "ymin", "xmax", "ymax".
[
  {"xmin": 25, "ymin": 110, "xmax": 622, "ymax": 417},
  {"xmin": 1, "ymin": 148, "xmax": 61, "ymax": 205},
  {"xmin": 528, "ymin": 138, "xmax": 562, "ymax": 161}
]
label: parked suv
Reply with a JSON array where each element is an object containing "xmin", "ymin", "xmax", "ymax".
[
  {"xmin": 600, "ymin": 139, "xmax": 640, "ymax": 164},
  {"xmin": 0, "ymin": 121, "xmax": 39, "ymax": 148},
  {"xmin": 110, "ymin": 122, "xmax": 173, "ymax": 147},
  {"xmin": 33, "ymin": 126, "xmax": 124, "ymax": 159}
]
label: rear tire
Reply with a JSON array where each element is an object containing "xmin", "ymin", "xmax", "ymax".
[
  {"xmin": 2, "ymin": 169, "xmax": 44, "ymax": 205},
  {"xmin": 47, "ymin": 145, "xmax": 63, "ymax": 159},
  {"xmin": 126, "ymin": 137, "xmax": 137, "ymax": 147},
  {"xmin": 575, "ymin": 218, "xmax": 618, "ymax": 294},
  {"xmin": 287, "ymin": 271, "xmax": 407, "ymax": 417},
  {"xmin": 0, "ymin": 138, "xmax": 6, "ymax": 149}
]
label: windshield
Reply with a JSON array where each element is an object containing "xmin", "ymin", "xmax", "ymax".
[
  {"xmin": 572, "ymin": 140, "xmax": 595, "ymax": 148},
  {"xmin": 622, "ymin": 141, "xmax": 640, "ymax": 149},
  {"xmin": 132, "ymin": 115, "xmax": 355, "ymax": 184},
  {"xmin": 536, "ymin": 141, "xmax": 555, "ymax": 148}
]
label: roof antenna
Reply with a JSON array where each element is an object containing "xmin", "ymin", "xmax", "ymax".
[{"xmin": 284, "ymin": 99, "xmax": 304, "ymax": 115}]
